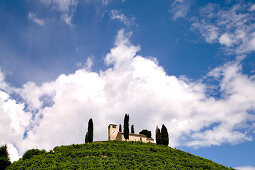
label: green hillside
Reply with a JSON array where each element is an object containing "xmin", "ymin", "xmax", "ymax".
[{"xmin": 8, "ymin": 141, "xmax": 233, "ymax": 169}]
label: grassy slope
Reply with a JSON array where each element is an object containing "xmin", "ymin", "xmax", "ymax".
[{"xmin": 8, "ymin": 141, "xmax": 232, "ymax": 169}]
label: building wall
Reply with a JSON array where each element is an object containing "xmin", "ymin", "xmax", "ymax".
[
  {"xmin": 116, "ymin": 133, "xmax": 154, "ymax": 143},
  {"xmin": 108, "ymin": 124, "xmax": 118, "ymax": 140}
]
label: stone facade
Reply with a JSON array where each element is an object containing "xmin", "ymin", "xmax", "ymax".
[{"xmin": 108, "ymin": 124, "xmax": 155, "ymax": 143}]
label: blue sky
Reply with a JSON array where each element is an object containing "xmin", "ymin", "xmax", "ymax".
[{"xmin": 0, "ymin": 0, "xmax": 255, "ymax": 169}]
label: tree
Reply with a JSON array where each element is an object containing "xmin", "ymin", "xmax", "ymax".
[
  {"xmin": 139, "ymin": 129, "xmax": 151, "ymax": 138},
  {"xmin": 85, "ymin": 118, "xmax": 93, "ymax": 143},
  {"xmin": 155, "ymin": 126, "xmax": 161, "ymax": 144},
  {"xmin": 88, "ymin": 118, "xmax": 94, "ymax": 143},
  {"xmin": 160, "ymin": 124, "xmax": 169, "ymax": 145},
  {"xmin": 131, "ymin": 125, "xmax": 134, "ymax": 133},
  {"xmin": 119, "ymin": 124, "xmax": 122, "ymax": 132},
  {"xmin": 0, "ymin": 144, "xmax": 11, "ymax": 170},
  {"xmin": 124, "ymin": 114, "xmax": 129, "ymax": 140}
]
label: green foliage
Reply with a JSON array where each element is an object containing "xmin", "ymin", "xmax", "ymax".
[
  {"xmin": 161, "ymin": 124, "xmax": 169, "ymax": 145},
  {"xmin": 139, "ymin": 129, "xmax": 151, "ymax": 138},
  {"xmin": 8, "ymin": 141, "xmax": 232, "ymax": 170},
  {"xmin": 124, "ymin": 114, "xmax": 129, "ymax": 140},
  {"xmin": 22, "ymin": 149, "xmax": 46, "ymax": 160},
  {"xmin": 156, "ymin": 126, "xmax": 161, "ymax": 144},
  {"xmin": 131, "ymin": 125, "xmax": 134, "ymax": 133},
  {"xmin": 119, "ymin": 124, "xmax": 122, "ymax": 132},
  {"xmin": 0, "ymin": 144, "xmax": 11, "ymax": 170},
  {"xmin": 88, "ymin": 118, "xmax": 94, "ymax": 143}
]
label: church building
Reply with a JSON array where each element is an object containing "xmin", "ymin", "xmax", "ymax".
[{"xmin": 108, "ymin": 124, "xmax": 155, "ymax": 143}]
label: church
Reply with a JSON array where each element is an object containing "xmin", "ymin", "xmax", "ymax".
[{"xmin": 108, "ymin": 124, "xmax": 155, "ymax": 143}]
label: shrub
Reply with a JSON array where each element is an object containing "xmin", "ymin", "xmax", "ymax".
[
  {"xmin": 139, "ymin": 129, "xmax": 151, "ymax": 138},
  {"xmin": 22, "ymin": 149, "xmax": 46, "ymax": 160}
]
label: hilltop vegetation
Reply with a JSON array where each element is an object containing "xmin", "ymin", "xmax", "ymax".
[{"xmin": 8, "ymin": 141, "xmax": 232, "ymax": 169}]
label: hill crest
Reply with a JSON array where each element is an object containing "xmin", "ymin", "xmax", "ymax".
[{"xmin": 8, "ymin": 141, "xmax": 233, "ymax": 169}]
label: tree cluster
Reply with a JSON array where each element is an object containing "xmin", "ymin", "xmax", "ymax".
[{"xmin": 155, "ymin": 124, "xmax": 169, "ymax": 145}]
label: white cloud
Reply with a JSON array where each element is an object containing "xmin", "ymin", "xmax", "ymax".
[
  {"xmin": 235, "ymin": 166, "xmax": 255, "ymax": 170},
  {"xmin": 7, "ymin": 144, "xmax": 19, "ymax": 162},
  {"xmin": 191, "ymin": 2, "xmax": 255, "ymax": 55},
  {"xmin": 110, "ymin": 10, "xmax": 135, "ymax": 26},
  {"xmin": 191, "ymin": 22, "xmax": 219, "ymax": 43},
  {"xmin": 170, "ymin": 0, "xmax": 190, "ymax": 20},
  {"xmin": 40, "ymin": 0, "xmax": 78, "ymax": 25},
  {"xmin": 0, "ymin": 89, "xmax": 32, "ymax": 162},
  {"xmin": 76, "ymin": 57, "xmax": 93, "ymax": 71},
  {"xmin": 249, "ymin": 4, "xmax": 255, "ymax": 11},
  {"xmin": 219, "ymin": 33, "xmax": 234, "ymax": 47},
  {"xmin": 102, "ymin": 0, "xmax": 110, "ymax": 6},
  {"xmin": 28, "ymin": 12, "xmax": 45, "ymax": 26},
  {"xmin": 1, "ymin": 29, "xmax": 255, "ymax": 162},
  {"xmin": 85, "ymin": 57, "xmax": 93, "ymax": 71},
  {"xmin": 105, "ymin": 29, "xmax": 140, "ymax": 68},
  {"xmin": 40, "ymin": 0, "xmax": 77, "ymax": 12}
]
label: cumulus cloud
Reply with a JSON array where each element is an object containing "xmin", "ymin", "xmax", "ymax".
[
  {"xmin": 110, "ymin": 10, "xmax": 135, "ymax": 26},
  {"xmin": 191, "ymin": 2, "xmax": 255, "ymax": 55},
  {"xmin": 0, "ymin": 89, "xmax": 32, "ymax": 162},
  {"xmin": 28, "ymin": 12, "xmax": 45, "ymax": 26},
  {"xmin": 1, "ymin": 29, "xmax": 255, "ymax": 162},
  {"xmin": 40, "ymin": 0, "xmax": 78, "ymax": 25}
]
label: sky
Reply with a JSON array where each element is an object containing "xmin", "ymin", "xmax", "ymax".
[{"xmin": 0, "ymin": 0, "xmax": 255, "ymax": 169}]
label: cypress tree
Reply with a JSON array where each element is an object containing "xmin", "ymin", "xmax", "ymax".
[
  {"xmin": 155, "ymin": 126, "xmax": 161, "ymax": 144},
  {"xmin": 88, "ymin": 118, "xmax": 94, "ymax": 143},
  {"xmin": 160, "ymin": 124, "xmax": 169, "ymax": 145},
  {"xmin": 131, "ymin": 125, "xmax": 134, "ymax": 133},
  {"xmin": 124, "ymin": 114, "xmax": 129, "ymax": 140},
  {"xmin": 119, "ymin": 124, "xmax": 122, "ymax": 132},
  {"xmin": 85, "ymin": 132, "xmax": 89, "ymax": 143},
  {"xmin": 0, "ymin": 144, "xmax": 11, "ymax": 170}
]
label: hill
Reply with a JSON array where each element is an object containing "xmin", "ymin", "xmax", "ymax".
[{"xmin": 8, "ymin": 141, "xmax": 233, "ymax": 169}]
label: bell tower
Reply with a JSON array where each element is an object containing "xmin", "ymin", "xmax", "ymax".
[{"xmin": 108, "ymin": 124, "xmax": 118, "ymax": 140}]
